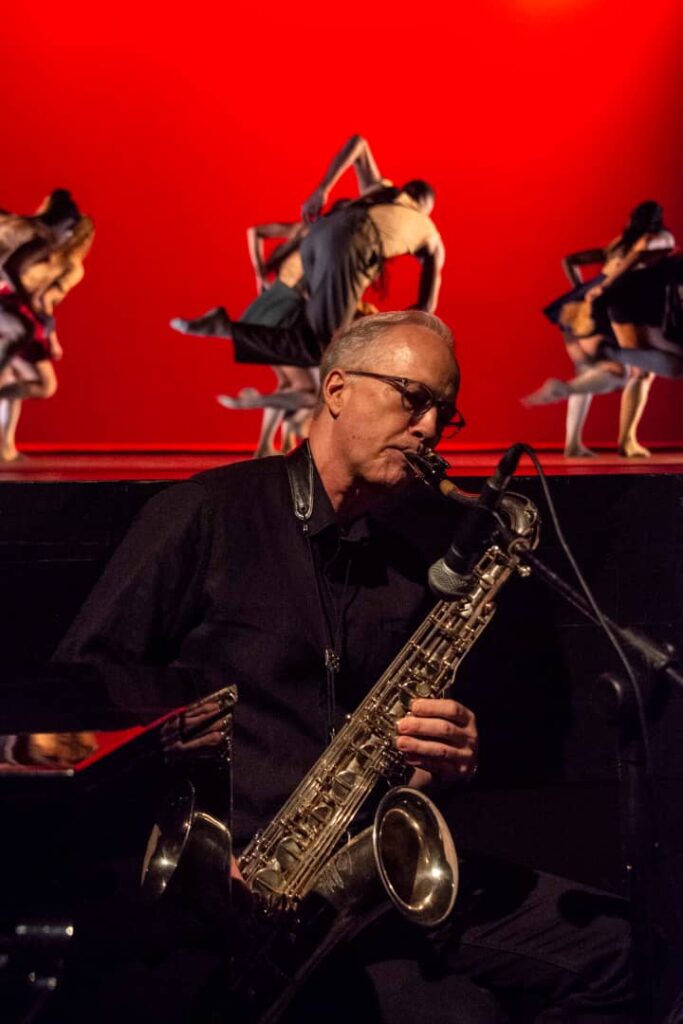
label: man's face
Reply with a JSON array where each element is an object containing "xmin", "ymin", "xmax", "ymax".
[{"xmin": 327, "ymin": 325, "xmax": 459, "ymax": 491}]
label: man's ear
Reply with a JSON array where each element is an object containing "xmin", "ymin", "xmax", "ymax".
[{"xmin": 322, "ymin": 369, "xmax": 346, "ymax": 417}]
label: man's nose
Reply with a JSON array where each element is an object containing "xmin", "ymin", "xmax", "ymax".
[{"xmin": 409, "ymin": 406, "xmax": 440, "ymax": 445}]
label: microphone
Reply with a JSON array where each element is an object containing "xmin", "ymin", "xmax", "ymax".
[{"xmin": 428, "ymin": 444, "xmax": 525, "ymax": 598}]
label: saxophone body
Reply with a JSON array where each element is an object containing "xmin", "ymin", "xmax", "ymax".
[{"xmin": 234, "ymin": 484, "xmax": 541, "ymax": 1023}]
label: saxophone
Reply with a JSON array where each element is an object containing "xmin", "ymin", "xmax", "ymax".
[{"xmin": 234, "ymin": 455, "xmax": 541, "ymax": 1023}]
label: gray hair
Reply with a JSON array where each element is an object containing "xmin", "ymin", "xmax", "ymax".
[{"xmin": 316, "ymin": 310, "xmax": 458, "ymax": 412}]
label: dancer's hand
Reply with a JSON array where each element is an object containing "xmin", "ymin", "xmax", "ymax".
[
  {"xmin": 301, "ymin": 187, "xmax": 327, "ymax": 223},
  {"xmin": 585, "ymin": 285, "xmax": 603, "ymax": 303}
]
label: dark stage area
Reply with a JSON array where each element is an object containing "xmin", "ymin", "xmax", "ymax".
[{"xmin": 1, "ymin": 452, "xmax": 682, "ymax": 1019}]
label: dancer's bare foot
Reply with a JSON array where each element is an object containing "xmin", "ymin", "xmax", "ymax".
[
  {"xmin": 618, "ymin": 441, "xmax": 652, "ymax": 458},
  {"xmin": 217, "ymin": 388, "xmax": 261, "ymax": 410},
  {"xmin": 170, "ymin": 307, "xmax": 231, "ymax": 337},
  {"xmin": 522, "ymin": 379, "xmax": 570, "ymax": 407},
  {"xmin": 217, "ymin": 388, "xmax": 316, "ymax": 412},
  {"xmin": 1, "ymin": 446, "xmax": 23, "ymax": 463},
  {"xmin": 564, "ymin": 444, "xmax": 597, "ymax": 458}
]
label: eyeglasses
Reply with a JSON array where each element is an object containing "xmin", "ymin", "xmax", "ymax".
[{"xmin": 345, "ymin": 370, "xmax": 466, "ymax": 436}]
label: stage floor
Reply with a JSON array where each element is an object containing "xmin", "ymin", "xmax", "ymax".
[{"xmin": 1, "ymin": 448, "xmax": 682, "ymax": 482}]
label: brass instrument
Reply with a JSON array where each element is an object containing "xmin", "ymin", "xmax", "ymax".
[{"xmin": 234, "ymin": 456, "xmax": 541, "ymax": 1023}]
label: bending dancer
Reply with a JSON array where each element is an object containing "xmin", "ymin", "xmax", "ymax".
[
  {"xmin": 53, "ymin": 311, "xmax": 633, "ymax": 1023},
  {"xmin": 180, "ymin": 219, "xmax": 319, "ymax": 457},
  {"xmin": 172, "ymin": 135, "xmax": 445, "ymax": 381},
  {"xmin": 0, "ymin": 192, "xmax": 87, "ymax": 461},
  {"xmin": 172, "ymin": 136, "xmax": 390, "ymax": 455},
  {"xmin": 524, "ymin": 201, "xmax": 676, "ymax": 457}
]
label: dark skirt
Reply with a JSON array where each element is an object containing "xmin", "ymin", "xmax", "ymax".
[
  {"xmin": 229, "ymin": 280, "xmax": 322, "ymax": 368},
  {"xmin": 0, "ymin": 284, "xmax": 53, "ymax": 364},
  {"xmin": 542, "ymin": 274, "xmax": 612, "ymax": 341},
  {"xmin": 605, "ymin": 254, "xmax": 683, "ymax": 336},
  {"xmin": 301, "ymin": 205, "xmax": 382, "ymax": 342},
  {"xmin": 239, "ymin": 280, "xmax": 304, "ymax": 327}
]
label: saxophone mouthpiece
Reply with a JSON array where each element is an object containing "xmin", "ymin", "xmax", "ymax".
[
  {"xmin": 404, "ymin": 450, "xmax": 476, "ymax": 506},
  {"xmin": 403, "ymin": 449, "xmax": 449, "ymax": 487}
]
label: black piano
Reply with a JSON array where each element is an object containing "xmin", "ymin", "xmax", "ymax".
[{"xmin": 0, "ymin": 667, "xmax": 236, "ymax": 1024}]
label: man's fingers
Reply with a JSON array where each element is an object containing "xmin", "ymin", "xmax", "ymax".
[
  {"xmin": 397, "ymin": 716, "xmax": 472, "ymax": 744},
  {"xmin": 408, "ymin": 698, "xmax": 474, "ymax": 727}
]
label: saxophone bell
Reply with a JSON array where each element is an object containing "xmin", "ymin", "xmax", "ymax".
[
  {"xmin": 373, "ymin": 786, "xmax": 459, "ymax": 926},
  {"xmin": 313, "ymin": 786, "xmax": 458, "ymax": 928}
]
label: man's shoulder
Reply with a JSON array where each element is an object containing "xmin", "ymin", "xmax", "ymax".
[{"xmin": 187, "ymin": 455, "xmax": 289, "ymax": 503}]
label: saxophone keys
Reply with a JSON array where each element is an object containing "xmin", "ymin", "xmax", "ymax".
[
  {"xmin": 332, "ymin": 770, "xmax": 357, "ymax": 796},
  {"xmin": 252, "ymin": 865, "xmax": 285, "ymax": 895},
  {"xmin": 311, "ymin": 803, "xmax": 333, "ymax": 824},
  {"xmin": 275, "ymin": 836, "xmax": 304, "ymax": 868}
]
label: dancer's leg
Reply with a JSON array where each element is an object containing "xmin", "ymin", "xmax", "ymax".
[
  {"xmin": 254, "ymin": 368, "xmax": 287, "ymax": 459},
  {"xmin": 523, "ymin": 364, "xmax": 625, "ymax": 406},
  {"xmin": 0, "ymin": 360, "xmax": 57, "ymax": 401},
  {"xmin": 617, "ymin": 372, "xmax": 655, "ymax": 458},
  {"xmin": 0, "ymin": 398, "xmax": 23, "ymax": 461},
  {"xmin": 217, "ymin": 389, "xmax": 316, "ymax": 412},
  {"xmin": 564, "ymin": 394, "xmax": 595, "ymax": 457},
  {"xmin": 607, "ymin": 323, "xmax": 683, "ymax": 378},
  {"xmin": 281, "ymin": 407, "xmax": 313, "ymax": 453},
  {"xmin": 170, "ymin": 307, "xmax": 232, "ymax": 338}
]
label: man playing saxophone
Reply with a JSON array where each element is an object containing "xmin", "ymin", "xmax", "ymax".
[{"xmin": 55, "ymin": 311, "xmax": 633, "ymax": 1023}]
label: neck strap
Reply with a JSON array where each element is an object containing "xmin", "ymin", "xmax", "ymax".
[{"xmin": 285, "ymin": 440, "xmax": 315, "ymax": 523}]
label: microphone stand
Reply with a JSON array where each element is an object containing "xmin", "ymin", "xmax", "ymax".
[{"xmin": 501, "ymin": 529, "xmax": 683, "ymax": 1023}]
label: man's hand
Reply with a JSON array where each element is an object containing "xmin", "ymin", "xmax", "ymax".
[{"xmin": 396, "ymin": 698, "xmax": 478, "ymax": 783}]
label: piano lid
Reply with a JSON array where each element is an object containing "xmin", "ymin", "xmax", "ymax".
[{"xmin": 0, "ymin": 681, "xmax": 237, "ymax": 780}]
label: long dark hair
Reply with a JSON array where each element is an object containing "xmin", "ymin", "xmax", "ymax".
[
  {"xmin": 38, "ymin": 189, "xmax": 81, "ymax": 228},
  {"xmin": 620, "ymin": 200, "xmax": 665, "ymax": 252}
]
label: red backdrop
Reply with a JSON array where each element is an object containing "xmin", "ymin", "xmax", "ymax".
[{"xmin": 2, "ymin": 0, "xmax": 682, "ymax": 451}]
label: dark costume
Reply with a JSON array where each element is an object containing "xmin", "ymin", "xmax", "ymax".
[
  {"xmin": 0, "ymin": 281, "xmax": 55, "ymax": 364},
  {"xmin": 543, "ymin": 275, "xmax": 612, "ymax": 348},
  {"xmin": 300, "ymin": 202, "xmax": 383, "ymax": 340},
  {"xmin": 542, "ymin": 231, "xmax": 683, "ymax": 377},
  {"xmin": 53, "ymin": 448, "xmax": 633, "ymax": 1023},
  {"xmin": 228, "ymin": 201, "xmax": 386, "ymax": 368},
  {"xmin": 601, "ymin": 254, "xmax": 683, "ymax": 378}
]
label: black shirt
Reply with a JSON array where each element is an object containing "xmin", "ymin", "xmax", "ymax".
[{"xmin": 55, "ymin": 454, "xmax": 455, "ymax": 848}]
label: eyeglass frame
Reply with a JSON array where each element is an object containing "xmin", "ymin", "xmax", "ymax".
[{"xmin": 343, "ymin": 369, "xmax": 466, "ymax": 434}]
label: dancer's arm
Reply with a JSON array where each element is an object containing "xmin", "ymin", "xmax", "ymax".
[
  {"xmin": 586, "ymin": 233, "xmax": 664, "ymax": 301},
  {"xmin": 414, "ymin": 234, "xmax": 446, "ymax": 312},
  {"xmin": 561, "ymin": 248, "xmax": 606, "ymax": 287},
  {"xmin": 3, "ymin": 238, "xmax": 46, "ymax": 307},
  {"xmin": 301, "ymin": 134, "xmax": 385, "ymax": 222},
  {"xmin": 246, "ymin": 222, "xmax": 302, "ymax": 291}
]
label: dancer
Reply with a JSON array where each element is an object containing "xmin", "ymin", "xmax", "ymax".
[
  {"xmin": 172, "ymin": 137, "xmax": 389, "ymax": 455},
  {"xmin": 174, "ymin": 179, "xmax": 445, "ymax": 375},
  {"xmin": 524, "ymin": 201, "xmax": 676, "ymax": 457},
  {"xmin": 0, "ymin": 194, "xmax": 91, "ymax": 461},
  {"xmin": 220, "ymin": 219, "xmax": 319, "ymax": 456},
  {"xmin": 174, "ymin": 133, "xmax": 446, "ymax": 436}
]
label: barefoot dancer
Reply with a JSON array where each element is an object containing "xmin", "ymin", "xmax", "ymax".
[
  {"xmin": 524, "ymin": 202, "xmax": 676, "ymax": 457},
  {"xmin": 0, "ymin": 195, "xmax": 92, "ymax": 461},
  {"xmin": 171, "ymin": 136, "xmax": 388, "ymax": 455},
  {"xmin": 167, "ymin": 135, "xmax": 440, "ymax": 452}
]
